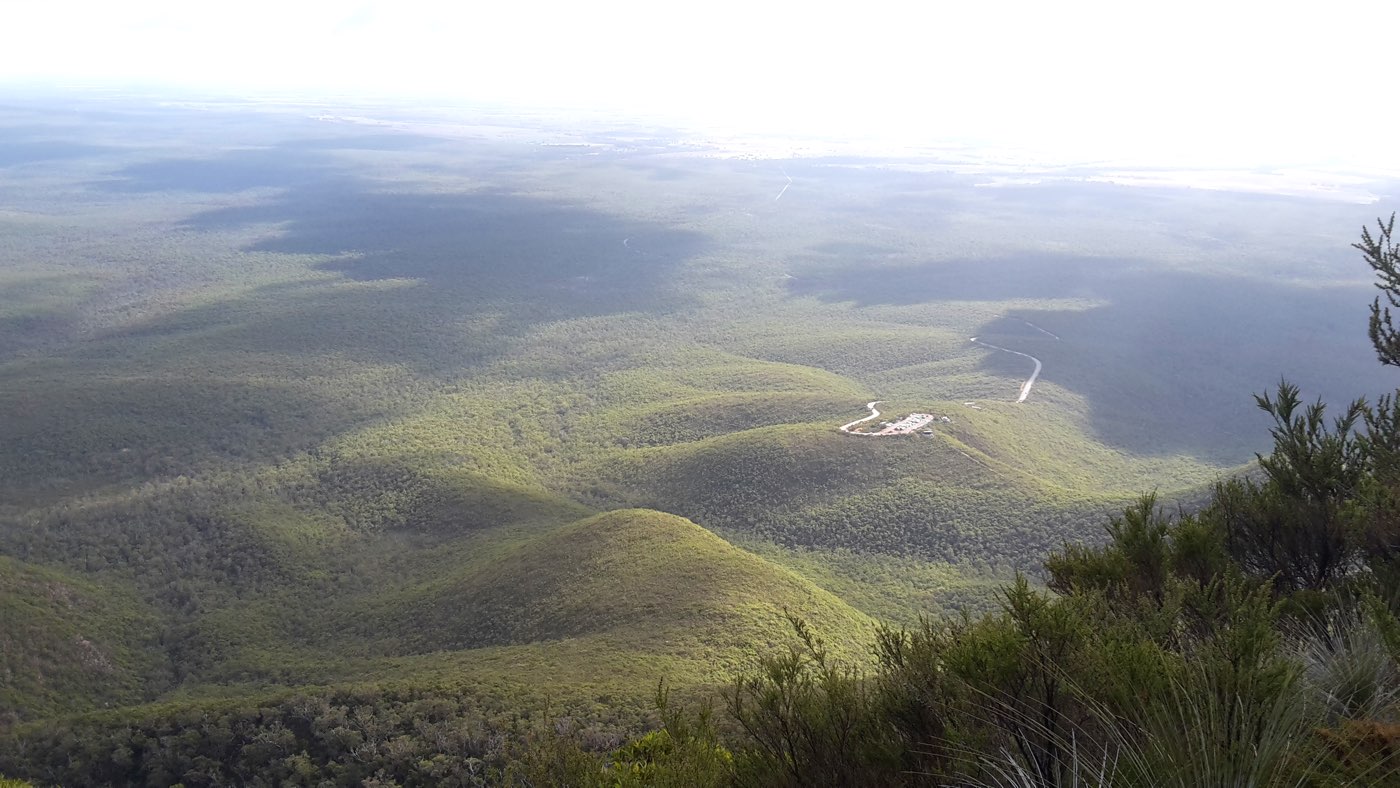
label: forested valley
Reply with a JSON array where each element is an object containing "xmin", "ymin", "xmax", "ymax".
[{"xmin": 2, "ymin": 95, "xmax": 1399, "ymax": 785}]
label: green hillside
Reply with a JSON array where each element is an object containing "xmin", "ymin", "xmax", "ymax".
[
  {"xmin": 377, "ymin": 509, "xmax": 873, "ymax": 654},
  {"xmin": 2, "ymin": 94, "xmax": 1397, "ymax": 782},
  {"xmin": 0, "ymin": 558, "xmax": 167, "ymax": 721},
  {"xmin": 579, "ymin": 421, "xmax": 1129, "ymax": 565},
  {"xmin": 0, "ymin": 471, "xmax": 876, "ymax": 718}
]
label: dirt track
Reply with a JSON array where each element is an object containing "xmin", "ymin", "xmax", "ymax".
[
  {"xmin": 838, "ymin": 324, "xmax": 1049, "ymax": 437},
  {"xmin": 970, "ymin": 337, "xmax": 1042, "ymax": 403},
  {"xmin": 838, "ymin": 400, "xmax": 884, "ymax": 434}
]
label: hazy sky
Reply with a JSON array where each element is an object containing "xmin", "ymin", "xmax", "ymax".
[{"xmin": 4, "ymin": 1, "xmax": 1397, "ymax": 168}]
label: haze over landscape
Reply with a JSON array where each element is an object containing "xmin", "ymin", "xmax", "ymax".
[
  {"xmin": 9, "ymin": 0, "xmax": 1400, "ymax": 168},
  {"xmin": 4, "ymin": 3, "xmax": 1400, "ymax": 786}
]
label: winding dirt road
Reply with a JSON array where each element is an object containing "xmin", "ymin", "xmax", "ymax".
[
  {"xmin": 837, "ymin": 331, "xmax": 1046, "ymax": 439},
  {"xmin": 838, "ymin": 400, "xmax": 884, "ymax": 434},
  {"xmin": 970, "ymin": 337, "xmax": 1042, "ymax": 403}
]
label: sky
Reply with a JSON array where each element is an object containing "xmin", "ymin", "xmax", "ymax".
[{"xmin": 3, "ymin": 0, "xmax": 1398, "ymax": 168}]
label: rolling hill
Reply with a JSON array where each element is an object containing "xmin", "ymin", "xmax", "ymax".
[{"xmin": 2, "ymin": 93, "xmax": 1397, "ymax": 780}]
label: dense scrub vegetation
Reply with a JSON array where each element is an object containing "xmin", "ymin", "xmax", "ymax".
[
  {"xmin": 384, "ymin": 216, "xmax": 1400, "ymax": 786},
  {"xmin": 3, "ymin": 96, "xmax": 1399, "ymax": 784}
]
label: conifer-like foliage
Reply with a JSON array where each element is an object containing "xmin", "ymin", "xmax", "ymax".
[{"xmin": 1361, "ymin": 213, "xmax": 1400, "ymax": 368}]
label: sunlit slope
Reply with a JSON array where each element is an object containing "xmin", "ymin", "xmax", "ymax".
[
  {"xmin": 934, "ymin": 396, "xmax": 1253, "ymax": 495},
  {"xmin": 0, "ymin": 450, "xmax": 600, "ymax": 710},
  {"xmin": 2, "ymin": 448, "xmax": 876, "ymax": 705},
  {"xmin": 0, "ymin": 536, "xmax": 866, "ymax": 788},
  {"xmin": 734, "ymin": 538, "xmax": 1014, "ymax": 625},
  {"xmin": 101, "ymin": 508, "xmax": 876, "ymax": 707},
  {"xmin": 692, "ymin": 299, "xmax": 1251, "ymax": 503},
  {"xmin": 0, "ymin": 557, "xmax": 169, "ymax": 719},
  {"xmin": 364, "ymin": 508, "xmax": 874, "ymax": 656},
  {"xmin": 579, "ymin": 391, "xmax": 858, "ymax": 449},
  {"xmin": 573, "ymin": 421, "xmax": 1122, "ymax": 565}
]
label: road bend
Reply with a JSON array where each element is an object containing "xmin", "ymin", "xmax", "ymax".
[
  {"xmin": 970, "ymin": 337, "xmax": 1042, "ymax": 403},
  {"xmin": 839, "ymin": 400, "xmax": 884, "ymax": 433}
]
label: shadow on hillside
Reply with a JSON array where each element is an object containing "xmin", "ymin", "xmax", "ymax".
[
  {"xmin": 91, "ymin": 132, "xmax": 473, "ymax": 194},
  {"xmin": 94, "ymin": 145, "xmax": 707, "ymax": 371},
  {"xmin": 97, "ymin": 147, "xmax": 339, "ymax": 193},
  {"xmin": 191, "ymin": 186, "xmax": 705, "ymax": 308},
  {"xmin": 789, "ymin": 250, "xmax": 1390, "ymax": 462},
  {"xmin": 0, "ymin": 369, "xmax": 364, "ymax": 502},
  {"xmin": 0, "ymin": 133, "xmax": 709, "ymax": 494},
  {"xmin": 0, "ymin": 128, "xmax": 114, "ymax": 166},
  {"xmin": 993, "ymin": 271, "xmax": 1388, "ymax": 463},
  {"xmin": 787, "ymin": 250, "xmax": 1115, "ymax": 305}
]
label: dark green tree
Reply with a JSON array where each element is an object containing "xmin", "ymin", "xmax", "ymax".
[{"xmin": 1358, "ymin": 213, "xmax": 1400, "ymax": 367}]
